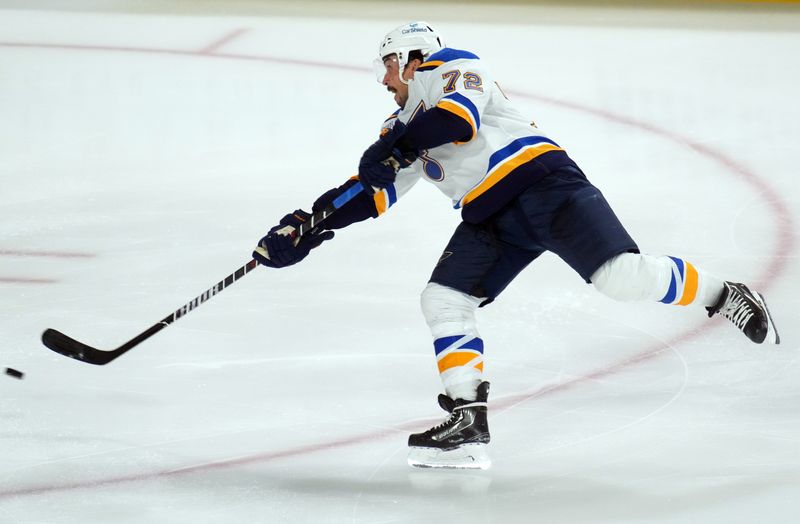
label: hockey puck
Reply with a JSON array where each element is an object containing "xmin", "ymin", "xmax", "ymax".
[{"xmin": 4, "ymin": 368, "xmax": 24, "ymax": 380}]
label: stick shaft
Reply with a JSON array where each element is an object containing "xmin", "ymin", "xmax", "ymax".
[
  {"xmin": 297, "ymin": 182, "xmax": 364, "ymax": 237},
  {"xmin": 41, "ymin": 259, "xmax": 260, "ymax": 364},
  {"xmin": 125, "ymin": 258, "xmax": 260, "ymax": 350},
  {"xmin": 42, "ymin": 182, "xmax": 367, "ymax": 365}
]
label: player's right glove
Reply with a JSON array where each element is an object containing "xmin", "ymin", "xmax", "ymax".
[
  {"xmin": 253, "ymin": 210, "xmax": 334, "ymax": 269},
  {"xmin": 358, "ymin": 121, "xmax": 417, "ymax": 193}
]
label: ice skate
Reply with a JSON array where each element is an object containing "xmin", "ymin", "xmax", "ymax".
[
  {"xmin": 408, "ymin": 381, "xmax": 491, "ymax": 470},
  {"xmin": 707, "ymin": 282, "xmax": 780, "ymax": 344}
]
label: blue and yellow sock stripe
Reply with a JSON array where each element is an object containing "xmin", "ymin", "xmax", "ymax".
[
  {"xmin": 434, "ymin": 335, "xmax": 484, "ymax": 373},
  {"xmin": 660, "ymin": 256, "xmax": 699, "ymax": 305}
]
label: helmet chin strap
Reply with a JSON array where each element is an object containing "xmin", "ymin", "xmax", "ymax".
[
  {"xmin": 396, "ymin": 53, "xmax": 410, "ymax": 85},
  {"xmin": 398, "ymin": 54, "xmax": 418, "ymax": 85},
  {"xmin": 398, "ymin": 67, "xmax": 410, "ymax": 86}
]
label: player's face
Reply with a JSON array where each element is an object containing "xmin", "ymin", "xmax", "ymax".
[{"xmin": 381, "ymin": 55, "xmax": 414, "ymax": 108}]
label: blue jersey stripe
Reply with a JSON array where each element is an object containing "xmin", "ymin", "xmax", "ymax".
[
  {"xmin": 418, "ymin": 49, "xmax": 480, "ymax": 71},
  {"xmin": 443, "ymin": 92, "xmax": 481, "ymax": 130},
  {"xmin": 487, "ymin": 136, "xmax": 560, "ymax": 173},
  {"xmin": 427, "ymin": 48, "xmax": 480, "ymax": 63}
]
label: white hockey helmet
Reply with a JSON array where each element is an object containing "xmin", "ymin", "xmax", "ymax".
[{"xmin": 373, "ymin": 21, "xmax": 444, "ymax": 84}]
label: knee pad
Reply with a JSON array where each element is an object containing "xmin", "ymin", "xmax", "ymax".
[
  {"xmin": 420, "ymin": 283, "xmax": 482, "ymax": 339},
  {"xmin": 591, "ymin": 252, "xmax": 673, "ymax": 302}
]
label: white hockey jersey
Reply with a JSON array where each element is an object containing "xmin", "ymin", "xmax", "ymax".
[{"xmin": 370, "ymin": 48, "xmax": 577, "ymax": 224}]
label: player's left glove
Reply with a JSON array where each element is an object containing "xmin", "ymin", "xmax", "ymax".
[
  {"xmin": 253, "ymin": 210, "xmax": 334, "ymax": 269},
  {"xmin": 358, "ymin": 121, "xmax": 418, "ymax": 193}
]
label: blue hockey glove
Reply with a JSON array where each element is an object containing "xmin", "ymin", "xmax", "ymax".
[
  {"xmin": 358, "ymin": 121, "xmax": 417, "ymax": 193},
  {"xmin": 253, "ymin": 210, "xmax": 334, "ymax": 269}
]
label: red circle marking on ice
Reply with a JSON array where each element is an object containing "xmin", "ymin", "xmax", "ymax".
[{"xmin": 0, "ymin": 33, "xmax": 793, "ymax": 500}]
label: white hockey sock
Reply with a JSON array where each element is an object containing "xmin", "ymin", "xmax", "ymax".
[
  {"xmin": 592, "ymin": 253, "xmax": 724, "ymax": 307},
  {"xmin": 421, "ymin": 283, "xmax": 484, "ymax": 401}
]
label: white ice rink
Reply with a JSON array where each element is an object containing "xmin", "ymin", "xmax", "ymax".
[{"xmin": 1, "ymin": 2, "xmax": 799, "ymax": 523}]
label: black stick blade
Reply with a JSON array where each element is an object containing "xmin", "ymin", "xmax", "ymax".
[{"xmin": 41, "ymin": 329, "xmax": 120, "ymax": 365}]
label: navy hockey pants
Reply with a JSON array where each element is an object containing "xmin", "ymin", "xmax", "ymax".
[{"xmin": 429, "ymin": 166, "xmax": 639, "ymax": 305}]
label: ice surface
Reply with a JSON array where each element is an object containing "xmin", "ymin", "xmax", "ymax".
[{"xmin": 1, "ymin": 5, "xmax": 798, "ymax": 524}]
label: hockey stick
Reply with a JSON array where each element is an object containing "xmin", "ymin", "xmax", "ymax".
[
  {"xmin": 42, "ymin": 259, "xmax": 260, "ymax": 365},
  {"xmin": 41, "ymin": 182, "xmax": 367, "ymax": 365}
]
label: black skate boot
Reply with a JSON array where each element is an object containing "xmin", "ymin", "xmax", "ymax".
[
  {"xmin": 707, "ymin": 282, "xmax": 780, "ymax": 344},
  {"xmin": 407, "ymin": 381, "xmax": 491, "ymax": 469}
]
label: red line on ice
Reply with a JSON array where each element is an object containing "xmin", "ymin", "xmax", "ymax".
[
  {"xmin": 0, "ymin": 277, "xmax": 58, "ymax": 284},
  {"xmin": 0, "ymin": 37, "xmax": 792, "ymax": 500},
  {"xmin": 508, "ymin": 91, "xmax": 794, "ymax": 291},
  {"xmin": 0, "ymin": 41, "xmax": 368, "ymax": 73},
  {"xmin": 0, "ymin": 249, "xmax": 95, "ymax": 259},
  {"xmin": 0, "ymin": 249, "xmax": 92, "ymax": 284},
  {"xmin": 197, "ymin": 27, "xmax": 249, "ymax": 54}
]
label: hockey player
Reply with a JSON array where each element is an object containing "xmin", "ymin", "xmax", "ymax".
[{"xmin": 253, "ymin": 22, "xmax": 780, "ymax": 470}]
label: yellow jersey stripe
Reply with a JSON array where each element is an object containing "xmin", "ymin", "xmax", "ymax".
[
  {"xmin": 437, "ymin": 100, "xmax": 477, "ymax": 141},
  {"xmin": 418, "ymin": 60, "xmax": 445, "ymax": 70},
  {"xmin": 461, "ymin": 143, "xmax": 563, "ymax": 207},
  {"xmin": 373, "ymin": 191, "xmax": 388, "ymax": 215}
]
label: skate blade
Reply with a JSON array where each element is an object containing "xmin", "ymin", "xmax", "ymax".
[
  {"xmin": 755, "ymin": 292, "xmax": 781, "ymax": 344},
  {"xmin": 407, "ymin": 443, "xmax": 491, "ymax": 470}
]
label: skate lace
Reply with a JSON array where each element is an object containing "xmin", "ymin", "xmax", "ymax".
[
  {"xmin": 719, "ymin": 292, "xmax": 754, "ymax": 330},
  {"xmin": 431, "ymin": 411, "xmax": 461, "ymax": 431},
  {"xmin": 430, "ymin": 401, "xmax": 487, "ymax": 432}
]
